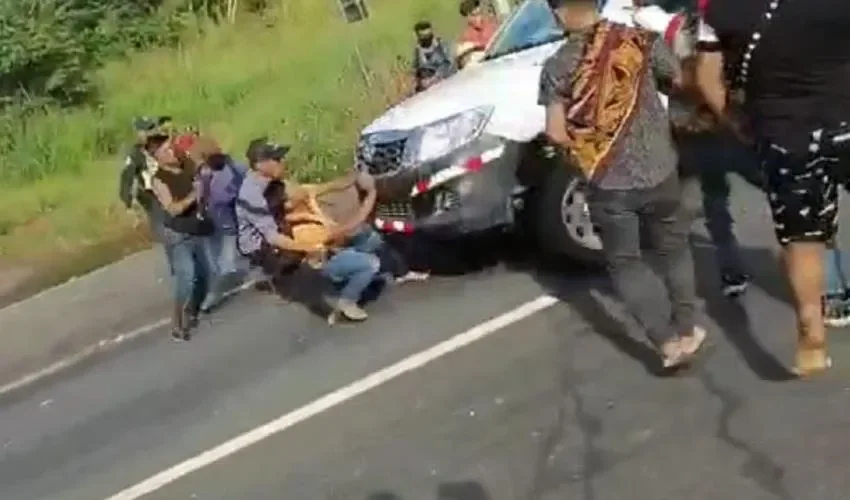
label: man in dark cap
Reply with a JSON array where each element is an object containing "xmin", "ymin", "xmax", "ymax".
[{"xmin": 235, "ymin": 138, "xmax": 324, "ymax": 292}]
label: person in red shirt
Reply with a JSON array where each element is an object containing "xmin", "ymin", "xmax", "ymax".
[{"xmin": 456, "ymin": 0, "xmax": 500, "ymax": 68}]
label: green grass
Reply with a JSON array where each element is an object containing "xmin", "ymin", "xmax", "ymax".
[{"xmin": 0, "ymin": 0, "xmax": 461, "ymax": 287}]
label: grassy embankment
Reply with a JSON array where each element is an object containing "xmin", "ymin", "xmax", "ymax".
[{"xmin": 0, "ymin": 0, "xmax": 460, "ymax": 304}]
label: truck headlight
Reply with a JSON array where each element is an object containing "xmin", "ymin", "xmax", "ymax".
[{"xmin": 403, "ymin": 106, "xmax": 493, "ymax": 165}]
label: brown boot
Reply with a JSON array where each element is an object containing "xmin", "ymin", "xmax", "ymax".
[{"xmin": 170, "ymin": 303, "xmax": 191, "ymax": 342}]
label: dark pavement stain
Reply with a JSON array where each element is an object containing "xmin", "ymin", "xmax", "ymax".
[{"xmin": 697, "ymin": 369, "xmax": 794, "ymax": 500}]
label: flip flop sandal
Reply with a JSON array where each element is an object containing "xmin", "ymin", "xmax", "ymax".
[
  {"xmin": 662, "ymin": 327, "xmax": 708, "ymax": 370},
  {"xmin": 792, "ymin": 341, "xmax": 832, "ymax": 378}
]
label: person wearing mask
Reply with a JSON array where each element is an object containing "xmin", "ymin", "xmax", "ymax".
[
  {"xmin": 693, "ymin": 0, "xmax": 850, "ymax": 375},
  {"xmin": 188, "ymin": 136, "xmax": 249, "ymax": 312},
  {"xmin": 456, "ymin": 0, "xmax": 499, "ymax": 68},
  {"xmin": 411, "ymin": 20, "xmax": 455, "ymax": 93},
  {"xmin": 148, "ymin": 133, "xmax": 212, "ymax": 341},
  {"xmin": 540, "ymin": 0, "xmax": 706, "ymax": 369}
]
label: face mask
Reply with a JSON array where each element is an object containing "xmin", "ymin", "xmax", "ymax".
[{"xmin": 418, "ymin": 34, "xmax": 434, "ymax": 47}]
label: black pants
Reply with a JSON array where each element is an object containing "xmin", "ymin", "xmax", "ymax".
[
  {"xmin": 247, "ymin": 243, "xmax": 300, "ymax": 283},
  {"xmin": 588, "ymin": 173, "xmax": 698, "ymax": 348},
  {"xmin": 677, "ymin": 131, "xmax": 763, "ymax": 275}
]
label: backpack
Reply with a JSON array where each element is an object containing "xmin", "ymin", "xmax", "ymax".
[{"xmin": 199, "ymin": 160, "xmax": 246, "ymax": 232}]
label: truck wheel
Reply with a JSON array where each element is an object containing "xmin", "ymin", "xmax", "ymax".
[{"xmin": 534, "ymin": 167, "xmax": 604, "ymax": 265}]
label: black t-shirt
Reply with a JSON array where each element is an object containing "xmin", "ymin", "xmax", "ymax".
[{"xmin": 699, "ymin": 0, "xmax": 850, "ymax": 152}]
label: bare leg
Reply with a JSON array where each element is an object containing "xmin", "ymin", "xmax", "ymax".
[{"xmin": 783, "ymin": 242, "xmax": 831, "ymax": 375}]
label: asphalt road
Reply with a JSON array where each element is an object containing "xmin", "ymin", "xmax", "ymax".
[{"xmin": 2, "ymin": 176, "xmax": 850, "ymax": 500}]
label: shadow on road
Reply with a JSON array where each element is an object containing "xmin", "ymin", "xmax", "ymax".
[
  {"xmin": 367, "ymin": 480, "xmax": 493, "ymax": 499},
  {"xmin": 531, "ymin": 262, "xmax": 663, "ymax": 376},
  {"xmin": 690, "ymin": 236, "xmax": 795, "ymax": 381},
  {"xmin": 528, "ymin": 237, "xmax": 794, "ymax": 381}
]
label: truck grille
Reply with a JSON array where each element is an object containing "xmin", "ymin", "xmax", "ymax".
[
  {"xmin": 356, "ymin": 137, "xmax": 407, "ymax": 175},
  {"xmin": 373, "ymin": 188, "xmax": 459, "ymax": 222}
]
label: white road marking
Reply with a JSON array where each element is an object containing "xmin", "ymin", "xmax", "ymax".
[
  {"xmin": 0, "ymin": 280, "xmax": 257, "ymax": 398},
  {"xmin": 104, "ymin": 294, "xmax": 559, "ymax": 500}
]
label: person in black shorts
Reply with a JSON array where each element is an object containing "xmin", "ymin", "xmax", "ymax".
[{"xmin": 694, "ymin": 0, "xmax": 850, "ymax": 376}]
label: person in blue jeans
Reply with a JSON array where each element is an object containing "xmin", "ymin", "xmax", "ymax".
[
  {"xmin": 240, "ymin": 138, "xmax": 381, "ymax": 322},
  {"xmin": 190, "ymin": 136, "xmax": 250, "ymax": 312},
  {"xmin": 675, "ymin": 101, "xmax": 850, "ymax": 324},
  {"xmin": 148, "ymin": 133, "xmax": 211, "ymax": 341},
  {"xmin": 823, "ymin": 237, "xmax": 850, "ymax": 327}
]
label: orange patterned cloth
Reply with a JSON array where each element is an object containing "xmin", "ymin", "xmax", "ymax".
[{"xmin": 560, "ymin": 22, "xmax": 655, "ymax": 181}]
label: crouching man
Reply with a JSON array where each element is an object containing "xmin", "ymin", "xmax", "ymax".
[
  {"xmin": 240, "ymin": 138, "xmax": 381, "ymax": 322},
  {"xmin": 235, "ymin": 139, "xmax": 325, "ymax": 293}
]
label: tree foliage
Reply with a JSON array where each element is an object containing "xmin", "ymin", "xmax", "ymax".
[{"xmin": 0, "ymin": 0, "xmax": 244, "ymax": 110}]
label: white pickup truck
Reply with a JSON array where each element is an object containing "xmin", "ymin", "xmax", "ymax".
[{"xmin": 357, "ymin": 0, "xmax": 691, "ymax": 263}]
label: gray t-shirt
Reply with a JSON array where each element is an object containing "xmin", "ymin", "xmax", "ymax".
[{"xmin": 538, "ymin": 28, "xmax": 679, "ymax": 190}]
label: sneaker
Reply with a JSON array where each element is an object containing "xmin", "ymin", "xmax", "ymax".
[
  {"xmin": 823, "ymin": 294, "xmax": 850, "ymax": 327},
  {"xmin": 721, "ymin": 274, "xmax": 751, "ymax": 298},
  {"xmin": 171, "ymin": 329, "xmax": 191, "ymax": 342},
  {"xmin": 253, "ymin": 279, "xmax": 275, "ymax": 294},
  {"xmin": 393, "ymin": 271, "xmax": 430, "ymax": 284},
  {"xmin": 336, "ymin": 299, "xmax": 369, "ymax": 322}
]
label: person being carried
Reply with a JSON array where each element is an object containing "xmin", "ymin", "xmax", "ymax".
[
  {"xmin": 540, "ymin": 0, "xmax": 706, "ymax": 370},
  {"xmin": 411, "ymin": 20, "xmax": 455, "ymax": 93}
]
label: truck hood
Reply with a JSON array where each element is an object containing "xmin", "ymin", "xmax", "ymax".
[{"xmin": 362, "ymin": 43, "xmax": 560, "ymax": 142}]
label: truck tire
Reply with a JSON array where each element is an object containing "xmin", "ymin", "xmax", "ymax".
[{"xmin": 534, "ymin": 166, "xmax": 604, "ymax": 266}]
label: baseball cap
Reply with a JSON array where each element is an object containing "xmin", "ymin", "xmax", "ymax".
[{"xmin": 246, "ymin": 138, "xmax": 290, "ymax": 166}]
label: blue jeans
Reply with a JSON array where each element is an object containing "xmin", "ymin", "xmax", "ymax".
[
  {"xmin": 678, "ymin": 132, "xmax": 762, "ymax": 276},
  {"xmin": 199, "ymin": 231, "xmax": 244, "ymax": 310},
  {"xmin": 166, "ymin": 232, "xmax": 210, "ymax": 310},
  {"xmin": 348, "ymin": 225, "xmax": 384, "ymax": 254},
  {"xmin": 322, "ymin": 248, "xmax": 381, "ymax": 302},
  {"xmin": 347, "ymin": 225, "xmax": 410, "ymax": 277},
  {"xmin": 824, "ymin": 242, "xmax": 849, "ymax": 297},
  {"xmin": 201, "ymin": 231, "xmax": 241, "ymax": 277}
]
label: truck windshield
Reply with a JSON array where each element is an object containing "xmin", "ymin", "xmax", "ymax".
[{"xmin": 484, "ymin": 0, "xmax": 564, "ymax": 60}]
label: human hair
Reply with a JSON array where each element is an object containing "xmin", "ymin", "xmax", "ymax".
[
  {"xmin": 414, "ymin": 20, "xmax": 432, "ymax": 32},
  {"xmin": 546, "ymin": 0, "xmax": 595, "ymax": 9},
  {"xmin": 459, "ymin": 0, "xmax": 480, "ymax": 17},
  {"xmin": 143, "ymin": 134, "xmax": 169, "ymax": 154}
]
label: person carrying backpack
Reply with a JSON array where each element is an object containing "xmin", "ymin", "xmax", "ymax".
[{"xmin": 187, "ymin": 136, "xmax": 249, "ymax": 312}]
